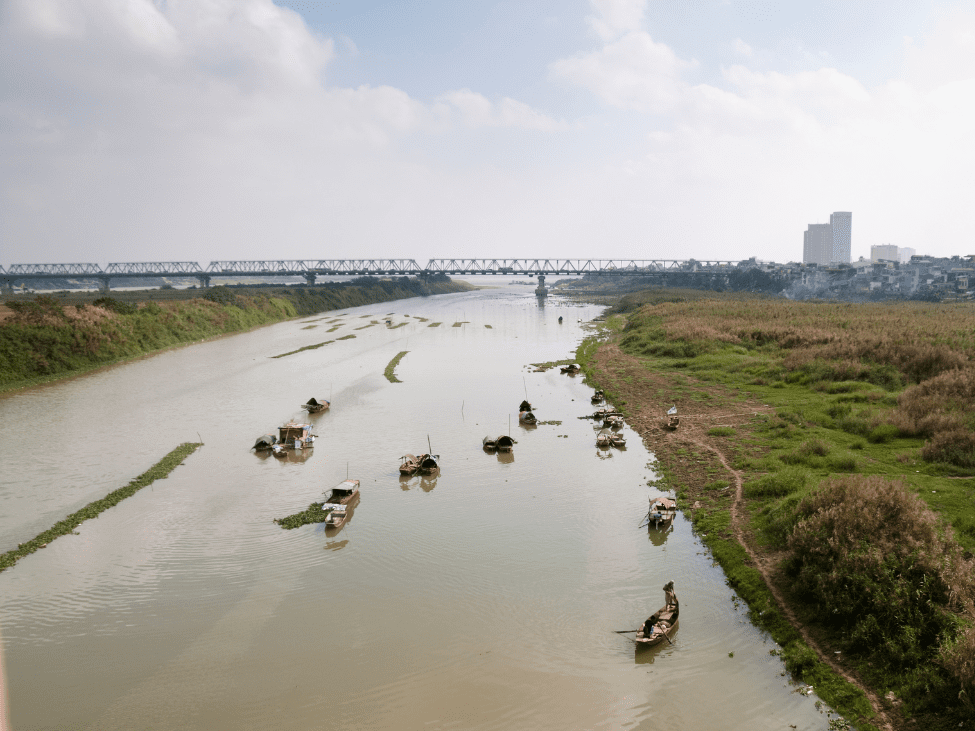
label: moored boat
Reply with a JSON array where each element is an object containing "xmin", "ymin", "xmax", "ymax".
[
  {"xmin": 417, "ymin": 453, "xmax": 440, "ymax": 474},
  {"xmin": 323, "ymin": 479, "xmax": 360, "ymax": 529},
  {"xmin": 496, "ymin": 435, "xmax": 514, "ymax": 452},
  {"xmin": 604, "ymin": 415, "xmax": 624, "ymax": 429},
  {"xmin": 560, "ymin": 363, "xmax": 581, "ymax": 374},
  {"xmin": 253, "ymin": 434, "xmax": 277, "ymax": 451},
  {"xmin": 399, "ymin": 454, "xmax": 420, "ymax": 475},
  {"xmin": 610, "ymin": 433, "xmax": 626, "ymax": 447},
  {"xmin": 595, "ymin": 432, "xmax": 612, "ymax": 447},
  {"xmin": 302, "ymin": 398, "xmax": 330, "ymax": 413},
  {"xmin": 482, "ymin": 436, "xmax": 497, "ymax": 451},
  {"xmin": 519, "ymin": 411, "xmax": 537, "ymax": 425},
  {"xmin": 278, "ymin": 422, "xmax": 316, "ymax": 449},
  {"xmin": 634, "ymin": 582, "xmax": 679, "ymax": 647},
  {"xmin": 645, "ymin": 497, "xmax": 677, "ymax": 530},
  {"xmin": 591, "ymin": 389, "xmax": 604, "ymax": 404}
]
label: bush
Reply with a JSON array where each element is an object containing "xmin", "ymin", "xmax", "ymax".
[
  {"xmin": 707, "ymin": 426, "xmax": 735, "ymax": 437},
  {"xmin": 921, "ymin": 430, "xmax": 975, "ymax": 468},
  {"xmin": 744, "ymin": 467, "xmax": 808, "ymax": 498},
  {"xmin": 867, "ymin": 423, "xmax": 900, "ymax": 444},
  {"xmin": 785, "ymin": 476, "xmax": 975, "ymax": 709},
  {"xmin": 93, "ymin": 296, "xmax": 137, "ymax": 315}
]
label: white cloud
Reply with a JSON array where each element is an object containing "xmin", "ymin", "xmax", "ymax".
[
  {"xmin": 586, "ymin": 0, "xmax": 646, "ymax": 42},
  {"xmin": 550, "ymin": 32, "xmax": 696, "ymax": 112}
]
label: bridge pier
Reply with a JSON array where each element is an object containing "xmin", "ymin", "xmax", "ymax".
[
  {"xmin": 535, "ymin": 274, "xmax": 547, "ymax": 297},
  {"xmin": 98, "ymin": 276, "xmax": 112, "ymax": 293},
  {"xmin": 196, "ymin": 274, "xmax": 211, "ymax": 289},
  {"xmin": 304, "ymin": 272, "xmax": 317, "ymax": 286},
  {"xmin": 0, "ymin": 278, "xmax": 13, "ymax": 297}
]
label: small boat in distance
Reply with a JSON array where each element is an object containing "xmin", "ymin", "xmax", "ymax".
[
  {"xmin": 604, "ymin": 415, "xmax": 624, "ymax": 429},
  {"xmin": 400, "ymin": 453, "xmax": 440, "ymax": 475},
  {"xmin": 519, "ymin": 411, "xmax": 537, "ymax": 425},
  {"xmin": 496, "ymin": 435, "xmax": 514, "ymax": 452},
  {"xmin": 482, "ymin": 436, "xmax": 497, "ymax": 451},
  {"xmin": 252, "ymin": 434, "xmax": 277, "ymax": 451},
  {"xmin": 302, "ymin": 398, "xmax": 330, "ymax": 413},
  {"xmin": 634, "ymin": 582, "xmax": 679, "ymax": 647},
  {"xmin": 560, "ymin": 363, "xmax": 581, "ymax": 374},
  {"xmin": 610, "ymin": 433, "xmax": 626, "ymax": 448},
  {"xmin": 595, "ymin": 432, "xmax": 612, "ymax": 447},
  {"xmin": 591, "ymin": 389, "xmax": 604, "ymax": 404}
]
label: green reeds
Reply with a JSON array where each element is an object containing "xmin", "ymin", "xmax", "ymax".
[
  {"xmin": 0, "ymin": 442, "xmax": 202, "ymax": 574},
  {"xmin": 271, "ymin": 341, "xmax": 335, "ymax": 358},
  {"xmin": 274, "ymin": 502, "xmax": 334, "ymax": 530},
  {"xmin": 384, "ymin": 351, "xmax": 409, "ymax": 383}
]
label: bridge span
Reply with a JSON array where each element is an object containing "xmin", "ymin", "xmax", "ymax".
[{"xmin": 1, "ymin": 258, "xmax": 745, "ymax": 291}]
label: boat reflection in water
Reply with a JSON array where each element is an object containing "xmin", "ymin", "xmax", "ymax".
[
  {"xmin": 633, "ymin": 630, "xmax": 680, "ymax": 664},
  {"xmin": 398, "ymin": 474, "xmax": 439, "ymax": 492},
  {"xmin": 647, "ymin": 524, "xmax": 674, "ymax": 547},
  {"xmin": 496, "ymin": 450, "xmax": 514, "ymax": 465},
  {"xmin": 276, "ymin": 449, "xmax": 314, "ymax": 464},
  {"xmin": 323, "ymin": 540, "xmax": 349, "ymax": 552}
]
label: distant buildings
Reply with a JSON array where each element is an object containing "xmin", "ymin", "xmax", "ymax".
[
  {"xmin": 871, "ymin": 245, "xmax": 916, "ymax": 264},
  {"xmin": 802, "ymin": 211, "xmax": 852, "ymax": 265}
]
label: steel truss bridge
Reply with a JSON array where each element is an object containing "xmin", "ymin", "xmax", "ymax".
[{"xmin": 0, "ymin": 259, "xmax": 745, "ymax": 291}]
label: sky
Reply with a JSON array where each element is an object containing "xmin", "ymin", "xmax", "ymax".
[{"xmin": 2, "ymin": 0, "xmax": 975, "ymax": 266}]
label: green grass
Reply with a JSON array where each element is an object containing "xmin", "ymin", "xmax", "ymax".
[
  {"xmin": 384, "ymin": 351, "xmax": 409, "ymax": 383},
  {"xmin": 0, "ymin": 442, "xmax": 202, "ymax": 574},
  {"xmin": 337, "ymin": 334, "xmax": 356, "ymax": 341}
]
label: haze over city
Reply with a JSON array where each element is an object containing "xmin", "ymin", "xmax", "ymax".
[{"xmin": 3, "ymin": 0, "xmax": 975, "ymax": 265}]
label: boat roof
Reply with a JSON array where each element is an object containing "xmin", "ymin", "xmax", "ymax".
[{"xmin": 280, "ymin": 422, "xmax": 311, "ymax": 430}]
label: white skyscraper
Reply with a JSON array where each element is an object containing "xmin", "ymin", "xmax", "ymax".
[
  {"xmin": 830, "ymin": 211, "xmax": 852, "ymax": 263},
  {"xmin": 803, "ymin": 223, "xmax": 832, "ymax": 265}
]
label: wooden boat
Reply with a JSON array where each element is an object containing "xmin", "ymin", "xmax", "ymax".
[
  {"xmin": 496, "ymin": 435, "xmax": 514, "ymax": 452},
  {"xmin": 519, "ymin": 410, "xmax": 537, "ymax": 425},
  {"xmin": 595, "ymin": 432, "xmax": 612, "ymax": 447},
  {"xmin": 417, "ymin": 453, "xmax": 440, "ymax": 474},
  {"xmin": 482, "ymin": 436, "xmax": 497, "ymax": 451},
  {"xmin": 560, "ymin": 363, "xmax": 581, "ymax": 374},
  {"xmin": 252, "ymin": 434, "xmax": 277, "ymax": 451},
  {"xmin": 635, "ymin": 582, "xmax": 679, "ymax": 647},
  {"xmin": 646, "ymin": 498, "xmax": 677, "ymax": 530},
  {"xmin": 323, "ymin": 479, "xmax": 360, "ymax": 529},
  {"xmin": 604, "ymin": 415, "xmax": 624, "ymax": 429},
  {"xmin": 400, "ymin": 453, "xmax": 440, "ymax": 475},
  {"xmin": 591, "ymin": 390, "xmax": 604, "ymax": 404},
  {"xmin": 399, "ymin": 454, "xmax": 420, "ymax": 475},
  {"xmin": 610, "ymin": 433, "xmax": 626, "ymax": 447},
  {"xmin": 592, "ymin": 407, "xmax": 622, "ymax": 419},
  {"xmin": 302, "ymin": 398, "xmax": 330, "ymax": 413},
  {"xmin": 278, "ymin": 422, "xmax": 316, "ymax": 449}
]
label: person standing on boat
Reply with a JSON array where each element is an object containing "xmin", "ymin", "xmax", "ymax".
[{"xmin": 643, "ymin": 581, "xmax": 677, "ymax": 636}]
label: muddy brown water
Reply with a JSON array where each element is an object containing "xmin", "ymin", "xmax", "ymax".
[{"xmin": 0, "ymin": 284, "xmax": 833, "ymax": 730}]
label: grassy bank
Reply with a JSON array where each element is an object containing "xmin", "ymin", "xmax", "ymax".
[
  {"xmin": 578, "ymin": 290, "xmax": 975, "ymax": 731},
  {"xmin": 0, "ymin": 442, "xmax": 202, "ymax": 573},
  {"xmin": 0, "ymin": 277, "xmax": 472, "ymax": 392}
]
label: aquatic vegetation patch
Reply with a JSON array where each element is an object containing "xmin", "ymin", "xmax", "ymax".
[
  {"xmin": 271, "ymin": 341, "xmax": 334, "ymax": 358},
  {"xmin": 0, "ymin": 442, "xmax": 202, "ymax": 574},
  {"xmin": 337, "ymin": 334, "xmax": 356, "ymax": 341},
  {"xmin": 428, "ymin": 322, "xmax": 442, "ymax": 327},
  {"xmin": 389, "ymin": 322, "xmax": 407, "ymax": 329},
  {"xmin": 384, "ymin": 351, "xmax": 409, "ymax": 383},
  {"xmin": 451, "ymin": 321, "xmax": 468, "ymax": 327},
  {"xmin": 274, "ymin": 502, "xmax": 334, "ymax": 530},
  {"xmin": 354, "ymin": 322, "xmax": 377, "ymax": 330},
  {"xmin": 415, "ymin": 317, "xmax": 429, "ymax": 322},
  {"xmin": 484, "ymin": 324, "xmax": 492, "ymax": 328},
  {"xmin": 327, "ymin": 325, "xmax": 342, "ymax": 332},
  {"xmin": 535, "ymin": 420, "xmax": 562, "ymax": 426},
  {"xmin": 301, "ymin": 325, "xmax": 317, "ymax": 330}
]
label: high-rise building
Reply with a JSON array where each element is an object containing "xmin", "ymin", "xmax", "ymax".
[
  {"xmin": 830, "ymin": 211, "xmax": 852, "ymax": 263},
  {"xmin": 803, "ymin": 223, "xmax": 832, "ymax": 265},
  {"xmin": 871, "ymin": 244, "xmax": 898, "ymax": 262}
]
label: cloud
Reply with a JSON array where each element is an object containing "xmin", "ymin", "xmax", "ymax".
[{"xmin": 586, "ymin": 0, "xmax": 646, "ymax": 42}]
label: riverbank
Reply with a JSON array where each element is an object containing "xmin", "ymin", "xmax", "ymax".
[
  {"xmin": 577, "ymin": 290, "xmax": 975, "ymax": 731},
  {"xmin": 0, "ymin": 277, "xmax": 473, "ymax": 393}
]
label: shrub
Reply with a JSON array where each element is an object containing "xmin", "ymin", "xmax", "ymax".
[
  {"xmin": 744, "ymin": 467, "xmax": 808, "ymax": 498},
  {"xmin": 93, "ymin": 296, "xmax": 137, "ymax": 315},
  {"xmin": 785, "ymin": 476, "xmax": 975, "ymax": 706},
  {"xmin": 867, "ymin": 423, "xmax": 900, "ymax": 444},
  {"xmin": 921, "ymin": 429, "xmax": 975, "ymax": 468}
]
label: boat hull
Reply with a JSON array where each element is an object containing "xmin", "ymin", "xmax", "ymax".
[{"xmin": 633, "ymin": 618, "xmax": 679, "ymax": 647}]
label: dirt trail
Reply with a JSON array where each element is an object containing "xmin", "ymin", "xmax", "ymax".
[{"xmin": 590, "ymin": 342, "xmax": 895, "ymax": 731}]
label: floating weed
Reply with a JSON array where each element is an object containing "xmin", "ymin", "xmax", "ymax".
[
  {"xmin": 327, "ymin": 325, "xmax": 342, "ymax": 332},
  {"xmin": 275, "ymin": 502, "xmax": 334, "ymax": 530},
  {"xmin": 384, "ymin": 351, "xmax": 409, "ymax": 383},
  {"xmin": 337, "ymin": 334, "xmax": 356, "ymax": 341},
  {"xmin": 451, "ymin": 321, "xmax": 469, "ymax": 327},
  {"xmin": 271, "ymin": 341, "xmax": 334, "ymax": 358},
  {"xmin": 428, "ymin": 322, "xmax": 442, "ymax": 327},
  {"xmin": 485, "ymin": 324, "xmax": 493, "ymax": 329},
  {"xmin": 389, "ymin": 322, "xmax": 407, "ymax": 329},
  {"xmin": 354, "ymin": 323, "xmax": 377, "ymax": 330},
  {"xmin": 0, "ymin": 443, "xmax": 202, "ymax": 574},
  {"xmin": 415, "ymin": 317, "xmax": 429, "ymax": 322},
  {"xmin": 301, "ymin": 325, "xmax": 317, "ymax": 330}
]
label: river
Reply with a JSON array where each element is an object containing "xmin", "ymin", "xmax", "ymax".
[{"xmin": 0, "ymin": 284, "xmax": 832, "ymax": 730}]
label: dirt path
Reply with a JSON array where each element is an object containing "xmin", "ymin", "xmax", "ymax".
[{"xmin": 590, "ymin": 342, "xmax": 895, "ymax": 730}]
